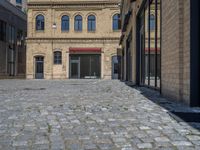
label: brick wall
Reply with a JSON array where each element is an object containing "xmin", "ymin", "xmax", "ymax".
[{"xmin": 161, "ymin": 0, "xmax": 190, "ymax": 104}]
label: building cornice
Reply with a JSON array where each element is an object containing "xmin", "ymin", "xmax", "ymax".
[
  {"xmin": 28, "ymin": 0, "xmax": 121, "ymax": 9},
  {"xmin": 26, "ymin": 37, "xmax": 120, "ymax": 43}
]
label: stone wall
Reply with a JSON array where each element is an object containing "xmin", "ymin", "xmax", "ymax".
[
  {"xmin": 26, "ymin": 0, "xmax": 121, "ymax": 79},
  {"xmin": 161, "ymin": 0, "xmax": 190, "ymax": 104}
]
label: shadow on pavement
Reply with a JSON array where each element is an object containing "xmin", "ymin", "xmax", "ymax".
[{"xmin": 125, "ymin": 82, "xmax": 200, "ymax": 131}]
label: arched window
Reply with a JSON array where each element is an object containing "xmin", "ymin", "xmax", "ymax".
[
  {"xmin": 74, "ymin": 15, "xmax": 82, "ymax": 31},
  {"xmin": 88, "ymin": 15, "xmax": 96, "ymax": 31},
  {"xmin": 150, "ymin": 14, "xmax": 155, "ymax": 31},
  {"xmin": 54, "ymin": 51, "xmax": 62, "ymax": 64},
  {"xmin": 36, "ymin": 15, "xmax": 45, "ymax": 31},
  {"xmin": 61, "ymin": 15, "xmax": 70, "ymax": 31},
  {"xmin": 113, "ymin": 14, "xmax": 121, "ymax": 31}
]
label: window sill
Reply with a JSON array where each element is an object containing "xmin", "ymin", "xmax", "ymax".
[
  {"xmin": 88, "ymin": 31, "xmax": 96, "ymax": 33},
  {"xmin": 74, "ymin": 31, "xmax": 83, "ymax": 33},
  {"xmin": 61, "ymin": 31, "xmax": 69, "ymax": 33},
  {"xmin": 113, "ymin": 30, "xmax": 121, "ymax": 32},
  {"xmin": 54, "ymin": 64, "xmax": 62, "ymax": 65},
  {"xmin": 35, "ymin": 30, "xmax": 45, "ymax": 33}
]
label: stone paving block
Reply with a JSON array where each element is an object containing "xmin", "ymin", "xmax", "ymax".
[
  {"xmin": 97, "ymin": 143, "xmax": 116, "ymax": 150},
  {"xmin": 12, "ymin": 140, "xmax": 28, "ymax": 147},
  {"xmin": 154, "ymin": 142, "xmax": 173, "ymax": 148},
  {"xmin": 136, "ymin": 143, "xmax": 153, "ymax": 149},
  {"xmin": 168, "ymin": 134, "xmax": 188, "ymax": 141},
  {"xmin": 154, "ymin": 137, "xmax": 170, "ymax": 142},
  {"xmin": 172, "ymin": 141, "xmax": 193, "ymax": 146},
  {"xmin": 0, "ymin": 80, "xmax": 200, "ymax": 150},
  {"xmin": 186, "ymin": 135, "xmax": 200, "ymax": 141}
]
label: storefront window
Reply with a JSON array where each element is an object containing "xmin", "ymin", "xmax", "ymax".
[
  {"xmin": 138, "ymin": 0, "xmax": 161, "ymax": 89},
  {"xmin": 70, "ymin": 54, "xmax": 101, "ymax": 79}
]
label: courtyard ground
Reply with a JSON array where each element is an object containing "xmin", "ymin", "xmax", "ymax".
[{"xmin": 0, "ymin": 79, "xmax": 200, "ymax": 150}]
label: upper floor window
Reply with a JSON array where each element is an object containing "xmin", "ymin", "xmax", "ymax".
[
  {"xmin": 150, "ymin": 14, "xmax": 155, "ymax": 31},
  {"xmin": 0, "ymin": 20, "xmax": 6, "ymax": 42},
  {"xmin": 16, "ymin": 0, "xmax": 22, "ymax": 4},
  {"xmin": 36, "ymin": 15, "xmax": 45, "ymax": 31},
  {"xmin": 74, "ymin": 15, "xmax": 82, "ymax": 31},
  {"xmin": 88, "ymin": 15, "xmax": 96, "ymax": 31},
  {"xmin": 61, "ymin": 15, "xmax": 70, "ymax": 31},
  {"xmin": 113, "ymin": 14, "xmax": 121, "ymax": 31},
  {"xmin": 54, "ymin": 51, "xmax": 62, "ymax": 64}
]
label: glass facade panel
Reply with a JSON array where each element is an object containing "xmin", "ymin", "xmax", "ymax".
[
  {"xmin": 71, "ymin": 63, "xmax": 79, "ymax": 78},
  {"xmin": 138, "ymin": 0, "xmax": 161, "ymax": 89},
  {"xmin": 149, "ymin": 0, "xmax": 156, "ymax": 87},
  {"xmin": 16, "ymin": 0, "xmax": 22, "ymax": 4},
  {"xmin": 90, "ymin": 55, "xmax": 101, "ymax": 78},
  {"xmin": 144, "ymin": 3, "xmax": 149, "ymax": 85},
  {"xmin": 0, "ymin": 20, "xmax": 6, "ymax": 42},
  {"xmin": 157, "ymin": 0, "xmax": 161, "ymax": 88},
  {"xmin": 70, "ymin": 54, "xmax": 101, "ymax": 79},
  {"xmin": 80, "ymin": 56, "xmax": 90, "ymax": 78}
]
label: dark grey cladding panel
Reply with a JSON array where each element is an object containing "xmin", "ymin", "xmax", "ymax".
[{"xmin": 0, "ymin": 0, "xmax": 26, "ymax": 21}]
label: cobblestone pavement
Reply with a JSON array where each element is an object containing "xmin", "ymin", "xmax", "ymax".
[{"xmin": 0, "ymin": 80, "xmax": 200, "ymax": 150}]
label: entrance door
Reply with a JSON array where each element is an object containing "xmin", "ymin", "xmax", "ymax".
[
  {"xmin": 35, "ymin": 56, "xmax": 44, "ymax": 79},
  {"xmin": 112, "ymin": 56, "xmax": 119, "ymax": 79},
  {"xmin": 70, "ymin": 57, "xmax": 80, "ymax": 79}
]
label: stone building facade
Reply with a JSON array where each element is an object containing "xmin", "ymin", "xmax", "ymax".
[
  {"xmin": 0, "ymin": 0, "xmax": 26, "ymax": 78},
  {"xmin": 120, "ymin": 0, "xmax": 200, "ymax": 107},
  {"xmin": 26, "ymin": 0, "xmax": 121, "ymax": 80}
]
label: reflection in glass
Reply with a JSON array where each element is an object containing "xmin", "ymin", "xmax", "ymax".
[
  {"xmin": 70, "ymin": 55, "xmax": 101, "ymax": 79},
  {"xmin": 144, "ymin": 3, "xmax": 149, "ymax": 85},
  {"xmin": 74, "ymin": 15, "xmax": 82, "ymax": 31},
  {"xmin": 139, "ymin": 0, "xmax": 161, "ymax": 89}
]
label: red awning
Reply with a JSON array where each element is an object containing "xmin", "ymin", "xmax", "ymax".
[
  {"xmin": 145, "ymin": 48, "xmax": 160, "ymax": 52},
  {"xmin": 69, "ymin": 48, "xmax": 101, "ymax": 53}
]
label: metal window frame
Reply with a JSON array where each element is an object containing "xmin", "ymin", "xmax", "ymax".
[
  {"xmin": 190, "ymin": 0, "xmax": 200, "ymax": 107},
  {"xmin": 54, "ymin": 51, "xmax": 62, "ymax": 65},
  {"xmin": 136, "ymin": 0, "xmax": 161, "ymax": 91},
  {"xmin": 36, "ymin": 15, "xmax": 45, "ymax": 31},
  {"xmin": 61, "ymin": 16, "xmax": 70, "ymax": 31},
  {"xmin": 74, "ymin": 15, "xmax": 82, "ymax": 31},
  {"xmin": 88, "ymin": 15, "xmax": 96, "ymax": 31}
]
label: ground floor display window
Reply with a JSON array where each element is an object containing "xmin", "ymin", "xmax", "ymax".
[
  {"xmin": 137, "ymin": 0, "xmax": 161, "ymax": 90},
  {"xmin": 69, "ymin": 54, "xmax": 101, "ymax": 79}
]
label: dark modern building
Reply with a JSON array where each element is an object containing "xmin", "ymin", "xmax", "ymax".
[
  {"xmin": 7, "ymin": 0, "xmax": 27, "ymax": 13},
  {"xmin": 0, "ymin": 0, "xmax": 27, "ymax": 78}
]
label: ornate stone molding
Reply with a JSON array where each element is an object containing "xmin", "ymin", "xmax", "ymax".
[
  {"xmin": 26, "ymin": 37, "xmax": 120, "ymax": 44},
  {"xmin": 28, "ymin": 1, "xmax": 120, "ymax": 9}
]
